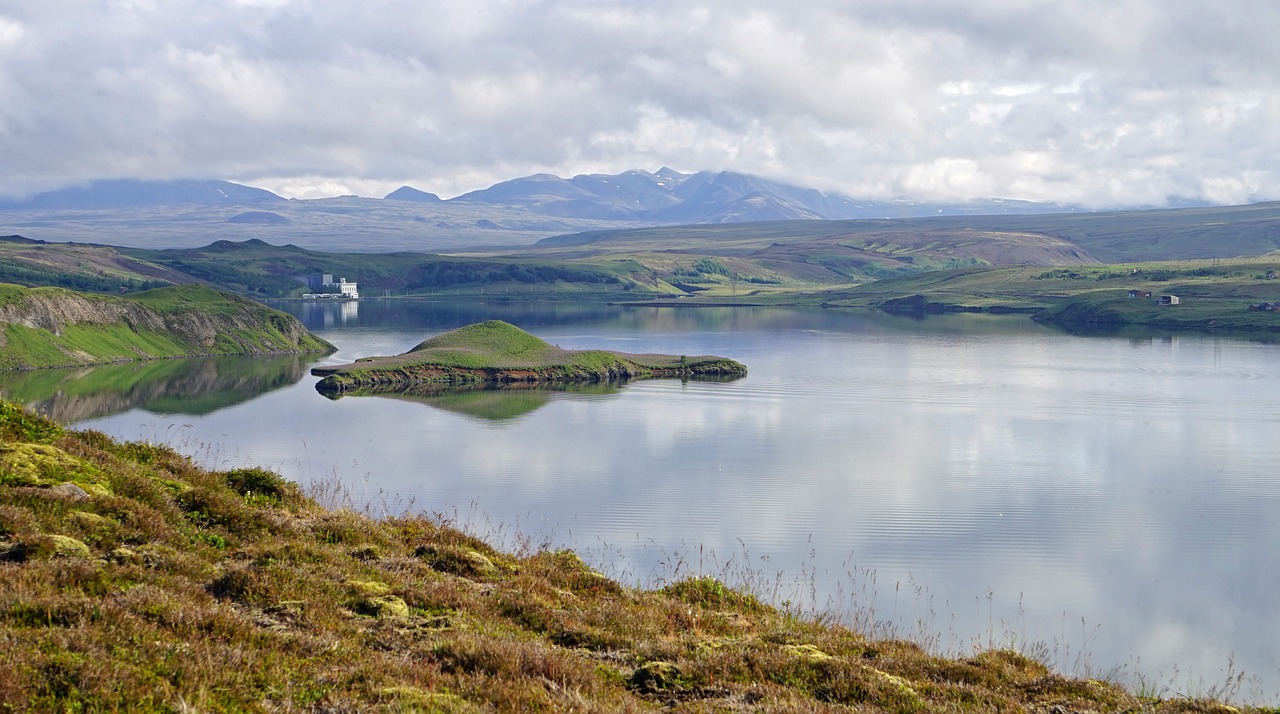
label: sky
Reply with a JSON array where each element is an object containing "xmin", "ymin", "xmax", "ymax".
[{"xmin": 1, "ymin": 0, "xmax": 1278, "ymax": 207}]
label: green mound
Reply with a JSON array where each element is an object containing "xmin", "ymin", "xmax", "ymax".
[{"xmin": 311, "ymin": 320, "xmax": 746, "ymax": 393}]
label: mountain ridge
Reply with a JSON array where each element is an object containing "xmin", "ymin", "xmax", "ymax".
[
  {"xmin": 0, "ymin": 179, "xmax": 284, "ymax": 210},
  {"xmin": 0, "ymin": 171, "xmax": 1235, "ymax": 253},
  {"xmin": 2, "ymin": 171, "xmax": 1083, "ymax": 223}
]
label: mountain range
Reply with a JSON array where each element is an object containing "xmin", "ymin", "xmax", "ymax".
[
  {"xmin": 0, "ymin": 170, "xmax": 1079, "ymax": 221},
  {"xmin": 0, "ymin": 170, "xmax": 1183, "ymax": 252},
  {"xmin": 436, "ymin": 168, "xmax": 1081, "ymax": 223}
]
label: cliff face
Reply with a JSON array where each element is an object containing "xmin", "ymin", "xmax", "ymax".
[{"xmin": 0, "ymin": 284, "xmax": 334, "ymax": 370}]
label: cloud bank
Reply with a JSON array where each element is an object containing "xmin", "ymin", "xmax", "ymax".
[{"xmin": 2, "ymin": 0, "xmax": 1278, "ymax": 206}]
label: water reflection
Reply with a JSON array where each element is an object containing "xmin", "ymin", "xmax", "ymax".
[
  {"xmin": 0, "ymin": 354, "xmax": 316, "ymax": 422},
  {"xmin": 275, "ymin": 296, "xmax": 1071, "ymax": 338},
  {"xmin": 322, "ymin": 382, "xmax": 624, "ymax": 422},
  {"xmin": 1044, "ymin": 318, "xmax": 1280, "ymax": 345},
  {"xmin": 295, "ymin": 298, "xmax": 359, "ymax": 328},
  {"xmin": 317, "ymin": 376, "xmax": 746, "ymax": 423}
]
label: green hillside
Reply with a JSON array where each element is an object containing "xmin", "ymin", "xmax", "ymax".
[
  {"xmin": 533, "ymin": 201, "xmax": 1280, "ymax": 264},
  {"xmin": 8, "ymin": 199, "xmax": 1280, "ymax": 304},
  {"xmin": 0, "ymin": 284, "xmax": 333, "ymax": 370}
]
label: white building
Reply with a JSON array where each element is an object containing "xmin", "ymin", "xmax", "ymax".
[{"xmin": 303, "ymin": 273, "xmax": 359, "ymax": 299}]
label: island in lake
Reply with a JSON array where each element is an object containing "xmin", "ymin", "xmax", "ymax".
[{"xmin": 311, "ymin": 320, "xmax": 747, "ymax": 395}]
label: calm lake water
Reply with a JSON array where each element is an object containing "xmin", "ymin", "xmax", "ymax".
[{"xmin": 6, "ymin": 299, "xmax": 1278, "ymax": 702}]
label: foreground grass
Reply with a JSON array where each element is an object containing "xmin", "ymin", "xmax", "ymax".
[{"xmin": 0, "ymin": 400, "xmax": 1264, "ymax": 712}]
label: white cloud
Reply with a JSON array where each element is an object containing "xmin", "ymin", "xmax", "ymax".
[
  {"xmin": 0, "ymin": 17, "xmax": 23, "ymax": 46},
  {"xmin": 1, "ymin": 0, "xmax": 1279, "ymax": 206}
]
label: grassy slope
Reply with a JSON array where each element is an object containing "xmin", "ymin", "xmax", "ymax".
[
  {"xmin": 533, "ymin": 201, "xmax": 1280, "ymax": 264},
  {"xmin": 0, "ymin": 284, "xmax": 334, "ymax": 370},
  {"xmin": 803, "ymin": 256, "xmax": 1280, "ymax": 328},
  {"xmin": 316, "ymin": 320, "xmax": 747, "ymax": 388},
  {"xmin": 0, "ymin": 400, "xmax": 1261, "ymax": 712},
  {"xmin": 122, "ymin": 239, "xmax": 647, "ymax": 299},
  {"xmin": 10, "ymin": 200, "xmax": 1280, "ymax": 302},
  {"xmin": 0, "ymin": 238, "xmax": 185, "ymax": 294}
]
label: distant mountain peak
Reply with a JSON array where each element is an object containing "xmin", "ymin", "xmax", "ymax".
[{"xmin": 384, "ymin": 186, "xmax": 442, "ymax": 203}]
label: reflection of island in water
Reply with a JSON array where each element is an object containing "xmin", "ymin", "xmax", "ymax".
[
  {"xmin": 317, "ymin": 377, "xmax": 741, "ymax": 423},
  {"xmin": 0, "ymin": 354, "xmax": 317, "ymax": 423},
  {"xmin": 327, "ymin": 382, "xmax": 620, "ymax": 422}
]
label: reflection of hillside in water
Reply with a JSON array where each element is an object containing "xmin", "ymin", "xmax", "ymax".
[
  {"xmin": 0, "ymin": 354, "xmax": 315, "ymax": 423},
  {"xmin": 276, "ymin": 297, "xmax": 1068, "ymax": 340}
]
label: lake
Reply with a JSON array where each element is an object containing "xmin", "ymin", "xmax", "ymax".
[{"xmin": 5, "ymin": 298, "xmax": 1277, "ymax": 702}]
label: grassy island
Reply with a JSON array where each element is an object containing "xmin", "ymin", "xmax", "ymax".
[
  {"xmin": 0, "ymin": 283, "xmax": 334, "ymax": 371},
  {"xmin": 0, "ymin": 400, "xmax": 1261, "ymax": 712},
  {"xmin": 312, "ymin": 320, "xmax": 747, "ymax": 394}
]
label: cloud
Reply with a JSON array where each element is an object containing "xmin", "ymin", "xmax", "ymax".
[{"xmin": 1, "ymin": 0, "xmax": 1278, "ymax": 206}]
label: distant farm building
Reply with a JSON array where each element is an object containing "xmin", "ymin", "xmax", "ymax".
[
  {"xmin": 1127, "ymin": 290, "xmax": 1152, "ymax": 299},
  {"xmin": 1249, "ymin": 302, "xmax": 1277, "ymax": 312},
  {"xmin": 1158, "ymin": 295, "xmax": 1180, "ymax": 305}
]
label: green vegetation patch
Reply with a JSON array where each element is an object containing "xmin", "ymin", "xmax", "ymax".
[
  {"xmin": 1036, "ymin": 289, "xmax": 1280, "ymax": 332},
  {"xmin": 0, "ymin": 442, "xmax": 109, "ymax": 493}
]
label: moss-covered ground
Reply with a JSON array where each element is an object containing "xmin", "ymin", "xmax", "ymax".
[{"xmin": 0, "ymin": 399, "xmax": 1268, "ymax": 712}]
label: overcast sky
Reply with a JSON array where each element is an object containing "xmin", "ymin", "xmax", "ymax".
[{"xmin": 2, "ymin": 1, "xmax": 1278, "ymax": 207}]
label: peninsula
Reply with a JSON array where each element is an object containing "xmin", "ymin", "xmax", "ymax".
[
  {"xmin": 311, "ymin": 320, "xmax": 746, "ymax": 394},
  {"xmin": 0, "ymin": 283, "xmax": 334, "ymax": 370}
]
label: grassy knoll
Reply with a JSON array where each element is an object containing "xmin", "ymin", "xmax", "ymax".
[
  {"xmin": 312, "ymin": 320, "xmax": 747, "ymax": 393},
  {"xmin": 0, "ymin": 400, "xmax": 1265, "ymax": 712},
  {"xmin": 0, "ymin": 284, "xmax": 334, "ymax": 370}
]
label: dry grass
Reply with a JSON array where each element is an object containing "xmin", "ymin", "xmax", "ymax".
[{"xmin": 0, "ymin": 399, "xmax": 1270, "ymax": 712}]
